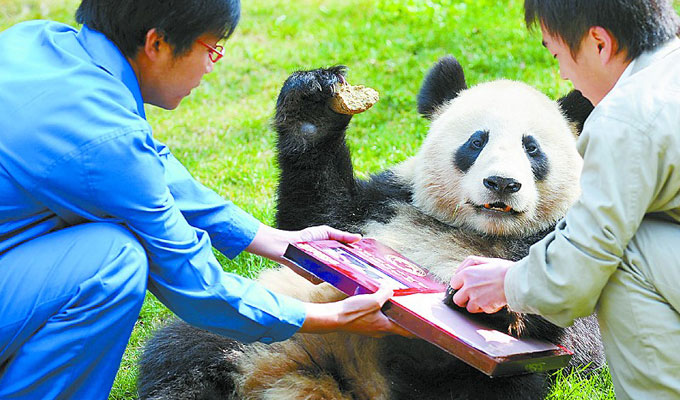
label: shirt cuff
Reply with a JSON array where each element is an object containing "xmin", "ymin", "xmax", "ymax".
[
  {"xmin": 504, "ymin": 258, "xmax": 531, "ymax": 315},
  {"xmin": 252, "ymin": 294, "xmax": 307, "ymax": 343},
  {"xmin": 211, "ymin": 206, "xmax": 261, "ymax": 259}
]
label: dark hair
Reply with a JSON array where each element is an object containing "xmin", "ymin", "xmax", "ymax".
[
  {"xmin": 524, "ymin": 0, "xmax": 680, "ymax": 60},
  {"xmin": 76, "ymin": 0, "xmax": 240, "ymax": 58}
]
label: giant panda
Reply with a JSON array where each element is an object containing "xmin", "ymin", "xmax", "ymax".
[{"xmin": 137, "ymin": 56, "xmax": 604, "ymax": 400}]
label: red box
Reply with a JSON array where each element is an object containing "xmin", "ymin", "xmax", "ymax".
[{"xmin": 283, "ymin": 238, "xmax": 572, "ymax": 377}]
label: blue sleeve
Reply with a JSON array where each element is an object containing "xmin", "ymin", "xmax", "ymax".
[
  {"xmin": 153, "ymin": 139, "xmax": 259, "ymax": 259},
  {"xmin": 37, "ymin": 128, "xmax": 305, "ymax": 343}
]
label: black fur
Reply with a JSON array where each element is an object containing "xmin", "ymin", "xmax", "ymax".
[
  {"xmin": 454, "ymin": 129, "xmax": 489, "ymax": 173},
  {"xmin": 138, "ymin": 323, "xmax": 242, "ymax": 399},
  {"xmin": 556, "ymin": 90, "xmax": 594, "ymax": 134},
  {"xmin": 137, "ymin": 56, "xmax": 602, "ymax": 400},
  {"xmin": 274, "ymin": 66, "xmax": 412, "ymax": 232},
  {"xmin": 381, "ymin": 336, "xmax": 549, "ymax": 400},
  {"xmin": 417, "ymin": 55, "xmax": 468, "ymax": 119}
]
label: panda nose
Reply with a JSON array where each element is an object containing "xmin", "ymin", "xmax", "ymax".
[{"xmin": 483, "ymin": 176, "xmax": 522, "ymax": 194}]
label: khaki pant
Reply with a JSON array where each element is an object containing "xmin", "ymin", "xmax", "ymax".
[{"xmin": 597, "ymin": 216, "xmax": 680, "ymax": 400}]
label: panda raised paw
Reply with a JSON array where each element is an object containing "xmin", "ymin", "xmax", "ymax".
[
  {"xmin": 274, "ymin": 65, "xmax": 356, "ymax": 155},
  {"xmin": 275, "ymin": 65, "xmax": 349, "ymax": 115}
]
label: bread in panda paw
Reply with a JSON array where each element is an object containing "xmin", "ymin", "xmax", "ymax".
[{"xmin": 330, "ymin": 84, "xmax": 379, "ymax": 115}]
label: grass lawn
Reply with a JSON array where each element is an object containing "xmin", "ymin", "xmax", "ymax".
[{"xmin": 9, "ymin": 0, "xmax": 679, "ymax": 398}]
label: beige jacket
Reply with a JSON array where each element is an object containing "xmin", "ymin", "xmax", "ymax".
[{"xmin": 505, "ymin": 38, "xmax": 680, "ymax": 327}]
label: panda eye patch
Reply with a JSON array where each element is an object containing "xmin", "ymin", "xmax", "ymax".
[
  {"xmin": 469, "ymin": 130, "xmax": 488, "ymax": 149},
  {"xmin": 523, "ymin": 135, "xmax": 540, "ymax": 156},
  {"xmin": 454, "ymin": 130, "xmax": 489, "ymax": 172},
  {"xmin": 522, "ymin": 135, "xmax": 550, "ymax": 181}
]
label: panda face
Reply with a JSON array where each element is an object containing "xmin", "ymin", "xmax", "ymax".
[{"xmin": 411, "ymin": 80, "xmax": 583, "ymax": 237}]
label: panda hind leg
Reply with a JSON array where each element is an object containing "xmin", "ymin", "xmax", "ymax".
[
  {"xmin": 233, "ymin": 333, "xmax": 390, "ymax": 400},
  {"xmin": 233, "ymin": 337, "xmax": 351, "ymax": 400},
  {"xmin": 241, "ymin": 373, "xmax": 353, "ymax": 400},
  {"xmin": 137, "ymin": 321, "xmax": 244, "ymax": 400}
]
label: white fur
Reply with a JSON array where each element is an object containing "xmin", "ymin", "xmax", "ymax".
[{"xmin": 412, "ymin": 80, "xmax": 582, "ymax": 236}]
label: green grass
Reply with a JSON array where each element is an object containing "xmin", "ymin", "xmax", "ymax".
[{"xmin": 7, "ymin": 0, "xmax": 679, "ymax": 398}]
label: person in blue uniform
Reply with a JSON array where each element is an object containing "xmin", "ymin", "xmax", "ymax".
[{"xmin": 0, "ymin": 0, "xmax": 409, "ymax": 398}]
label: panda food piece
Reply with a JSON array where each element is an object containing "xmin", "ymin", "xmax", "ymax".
[{"xmin": 330, "ymin": 84, "xmax": 379, "ymax": 115}]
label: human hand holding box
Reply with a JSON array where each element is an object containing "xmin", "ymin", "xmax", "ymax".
[{"xmin": 283, "ymin": 238, "xmax": 572, "ymax": 377}]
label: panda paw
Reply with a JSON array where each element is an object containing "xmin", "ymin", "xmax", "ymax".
[
  {"xmin": 443, "ymin": 285, "xmax": 519, "ymax": 333},
  {"xmin": 281, "ymin": 66, "xmax": 346, "ymax": 101},
  {"xmin": 275, "ymin": 66, "xmax": 350, "ymax": 119},
  {"xmin": 442, "ymin": 285, "xmax": 464, "ymax": 310}
]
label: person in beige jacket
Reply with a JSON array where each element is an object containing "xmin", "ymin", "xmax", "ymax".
[{"xmin": 450, "ymin": 1, "xmax": 680, "ymax": 399}]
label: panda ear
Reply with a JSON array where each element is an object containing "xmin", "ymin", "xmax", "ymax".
[
  {"xmin": 557, "ymin": 90, "xmax": 594, "ymax": 135},
  {"xmin": 417, "ymin": 56, "xmax": 468, "ymax": 120}
]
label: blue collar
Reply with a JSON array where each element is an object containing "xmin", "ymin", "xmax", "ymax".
[{"xmin": 76, "ymin": 25, "xmax": 146, "ymax": 119}]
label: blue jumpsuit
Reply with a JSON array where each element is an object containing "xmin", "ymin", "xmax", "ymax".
[{"xmin": 0, "ymin": 21, "xmax": 306, "ymax": 398}]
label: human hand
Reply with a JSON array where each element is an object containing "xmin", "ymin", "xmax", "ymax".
[
  {"xmin": 299, "ymin": 286, "xmax": 415, "ymax": 338},
  {"xmin": 292, "ymin": 224, "xmax": 362, "ymax": 244},
  {"xmin": 246, "ymin": 224, "xmax": 361, "ymax": 264},
  {"xmin": 449, "ymin": 256, "xmax": 514, "ymax": 314}
]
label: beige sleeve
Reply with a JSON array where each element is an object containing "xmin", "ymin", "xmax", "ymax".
[{"xmin": 504, "ymin": 115, "xmax": 659, "ymax": 327}]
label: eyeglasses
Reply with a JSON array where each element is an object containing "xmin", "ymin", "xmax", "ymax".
[{"xmin": 197, "ymin": 39, "xmax": 224, "ymax": 63}]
